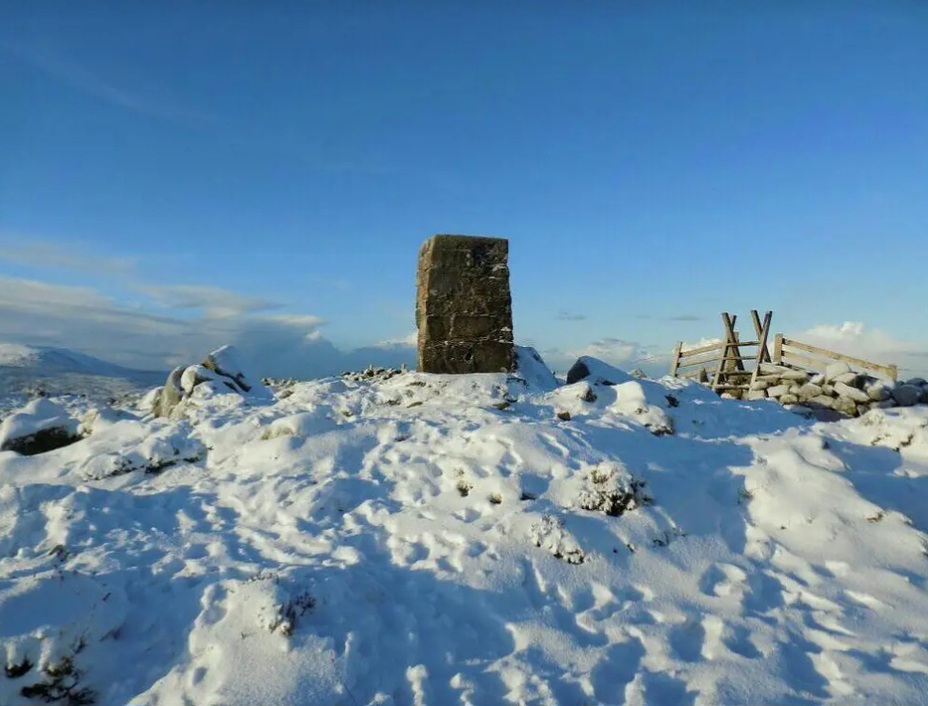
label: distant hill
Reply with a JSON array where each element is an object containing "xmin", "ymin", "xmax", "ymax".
[{"xmin": 0, "ymin": 343, "xmax": 164, "ymax": 409}]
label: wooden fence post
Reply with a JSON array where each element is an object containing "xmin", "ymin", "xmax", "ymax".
[
  {"xmin": 773, "ymin": 334, "xmax": 783, "ymax": 365},
  {"xmin": 669, "ymin": 342, "xmax": 682, "ymax": 377}
]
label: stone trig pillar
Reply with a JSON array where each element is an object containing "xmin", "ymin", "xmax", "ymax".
[{"xmin": 416, "ymin": 235, "xmax": 514, "ymax": 373}]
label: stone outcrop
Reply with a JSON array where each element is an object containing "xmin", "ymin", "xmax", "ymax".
[
  {"xmin": 151, "ymin": 345, "xmax": 272, "ymax": 418},
  {"xmin": 416, "ymin": 235, "xmax": 514, "ymax": 374}
]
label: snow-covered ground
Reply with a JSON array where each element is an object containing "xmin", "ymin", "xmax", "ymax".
[{"xmin": 2, "ymin": 350, "xmax": 928, "ymax": 705}]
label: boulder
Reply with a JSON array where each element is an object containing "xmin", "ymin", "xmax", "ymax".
[
  {"xmin": 779, "ymin": 369, "xmax": 810, "ymax": 382},
  {"xmin": 808, "ymin": 395, "xmax": 835, "ymax": 409},
  {"xmin": 154, "ymin": 367, "xmax": 186, "ymax": 418},
  {"xmin": 798, "ymin": 383, "xmax": 824, "ymax": 399},
  {"xmin": 0, "ymin": 399, "xmax": 82, "ymax": 456},
  {"xmin": 834, "ymin": 381, "xmax": 870, "ymax": 404},
  {"xmin": 566, "ymin": 356, "xmax": 634, "ymax": 386},
  {"xmin": 866, "ymin": 383, "xmax": 891, "ymax": 402},
  {"xmin": 745, "ymin": 390, "xmax": 768, "ymax": 401},
  {"xmin": 825, "ymin": 362, "xmax": 853, "ymax": 382},
  {"xmin": 203, "ymin": 345, "xmax": 263, "ymax": 394},
  {"xmin": 833, "ymin": 396, "xmax": 858, "ymax": 416},
  {"xmin": 892, "ymin": 384, "xmax": 921, "ymax": 407},
  {"xmin": 834, "ymin": 372, "xmax": 862, "ymax": 387},
  {"xmin": 779, "ymin": 394, "xmax": 799, "ymax": 405},
  {"xmin": 153, "ymin": 346, "xmax": 272, "ymax": 418},
  {"xmin": 767, "ymin": 384, "xmax": 790, "ymax": 398},
  {"xmin": 809, "ymin": 373, "xmax": 826, "ymax": 386},
  {"xmin": 905, "ymin": 377, "xmax": 927, "ymax": 387},
  {"xmin": 750, "ymin": 380, "xmax": 770, "ymax": 391},
  {"xmin": 513, "ymin": 346, "xmax": 558, "ymax": 391}
]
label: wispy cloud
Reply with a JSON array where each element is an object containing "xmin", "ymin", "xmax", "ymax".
[
  {"xmin": 636, "ymin": 314, "xmax": 703, "ymax": 322},
  {"xmin": 141, "ymin": 284, "xmax": 283, "ymax": 317},
  {"xmin": 0, "ymin": 41, "xmax": 211, "ymax": 126},
  {"xmin": 556, "ymin": 310, "xmax": 587, "ymax": 322},
  {"xmin": 0, "ymin": 236, "xmax": 137, "ymax": 275}
]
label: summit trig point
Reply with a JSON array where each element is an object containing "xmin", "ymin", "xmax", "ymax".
[{"xmin": 415, "ymin": 235, "xmax": 514, "ymax": 374}]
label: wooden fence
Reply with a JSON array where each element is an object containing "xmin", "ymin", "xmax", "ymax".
[
  {"xmin": 670, "ymin": 311, "xmax": 898, "ymax": 392},
  {"xmin": 773, "ymin": 335, "xmax": 897, "ymax": 381}
]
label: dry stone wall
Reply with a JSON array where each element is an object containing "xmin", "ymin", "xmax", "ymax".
[
  {"xmin": 734, "ymin": 362, "xmax": 928, "ymax": 417},
  {"xmin": 416, "ymin": 235, "xmax": 514, "ymax": 374}
]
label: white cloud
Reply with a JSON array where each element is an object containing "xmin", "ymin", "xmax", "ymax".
[
  {"xmin": 790, "ymin": 322, "xmax": 928, "ymax": 378},
  {"xmin": 564, "ymin": 338, "xmax": 651, "ymax": 366}
]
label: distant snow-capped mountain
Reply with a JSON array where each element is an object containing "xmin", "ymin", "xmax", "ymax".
[{"xmin": 0, "ymin": 343, "xmax": 165, "ymax": 409}]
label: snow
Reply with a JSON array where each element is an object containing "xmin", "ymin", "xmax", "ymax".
[{"xmin": 2, "ymin": 357, "xmax": 928, "ymax": 705}]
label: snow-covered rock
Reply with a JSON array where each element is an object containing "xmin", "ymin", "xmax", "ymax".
[
  {"xmin": 512, "ymin": 346, "xmax": 558, "ymax": 391},
  {"xmin": 565, "ymin": 356, "xmax": 634, "ymax": 386},
  {"xmin": 0, "ymin": 399, "xmax": 81, "ymax": 455},
  {"xmin": 152, "ymin": 346, "xmax": 273, "ymax": 419}
]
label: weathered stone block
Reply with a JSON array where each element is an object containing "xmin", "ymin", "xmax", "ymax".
[{"xmin": 416, "ymin": 235, "xmax": 514, "ymax": 374}]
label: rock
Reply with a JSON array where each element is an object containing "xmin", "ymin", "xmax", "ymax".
[
  {"xmin": 154, "ymin": 348, "xmax": 272, "ymax": 418},
  {"xmin": 921, "ymin": 388, "xmax": 928, "ymax": 404},
  {"xmin": 746, "ymin": 390, "xmax": 768, "ymax": 401},
  {"xmin": 750, "ymin": 380, "xmax": 770, "ymax": 391},
  {"xmin": 834, "ymin": 371, "xmax": 862, "ymax": 387},
  {"xmin": 833, "ymin": 396, "xmax": 858, "ymax": 416},
  {"xmin": 759, "ymin": 363, "xmax": 792, "ymax": 376},
  {"xmin": 856, "ymin": 404, "xmax": 871, "ymax": 417},
  {"xmin": 789, "ymin": 384, "xmax": 802, "ymax": 395},
  {"xmin": 139, "ymin": 386, "xmax": 163, "ymax": 414},
  {"xmin": 181, "ymin": 365, "xmax": 221, "ymax": 394},
  {"xmin": 810, "ymin": 373, "xmax": 826, "ymax": 386},
  {"xmin": 798, "ymin": 383, "xmax": 824, "ymax": 399},
  {"xmin": 866, "ymin": 383, "xmax": 891, "ymax": 401},
  {"xmin": 513, "ymin": 346, "xmax": 558, "ymax": 391},
  {"xmin": 779, "ymin": 369, "xmax": 810, "ymax": 382},
  {"xmin": 808, "ymin": 395, "xmax": 835, "ymax": 409},
  {"xmin": 779, "ymin": 394, "xmax": 799, "ymax": 405},
  {"xmin": 415, "ymin": 235, "xmax": 514, "ymax": 373},
  {"xmin": 834, "ymin": 381, "xmax": 870, "ymax": 404},
  {"xmin": 767, "ymin": 384, "xmax": 790, "ymax": 398},
  {"xmin": 203, "ymin": 345, "xmax": 263, "ymax": 394},
  {"xmin": 892, "ymin": 384, "xmax": 921, "ymax": 407},
  {"xmin": 905, "ymin": 377, "xmax": 927, "ymax": 387},
  {"xmin": 629, "ymin": 369, "xmax": 649, "ymax": 379},
  {"xmin": 823, "ymin": 384, "xmax": 835, "ymax": 396},
  {"xmin": 0, "ymin": 399, "xmax": 82, "ymax": 455},
  {"xmin": 566, "ymin": 356, "xmax": 633, "ymax": 386},
  {"xmin": 566, "ymin": 359, "xmax": 590, "ymax": 385},
  {"xmin": 878, "ymin": 398, "xmax": 897, "ymax": 409},
  {"xmin": 825, "ymin": 361, "xmax": 853, "ymax": 382},
  {"xmin": 154, "ymin": 367, "xmax": 186, "ymax": 418}
]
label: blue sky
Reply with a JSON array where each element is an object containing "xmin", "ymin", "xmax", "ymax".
[{"xmin": 1, "ymin": 2, "xmax": 927, "ymax": 377}]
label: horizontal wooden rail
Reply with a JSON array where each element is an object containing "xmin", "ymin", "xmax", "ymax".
[
  {"xmin": 775, "ymin": 335, "xmax": 897, "ymax": 381},
  {"xmin": 677, "ymin": 341, "xmax": 725, "ymax": 358},
  {"xmin": 676, "ymin": 354, "xmax": 723, "ymax": 369}
]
